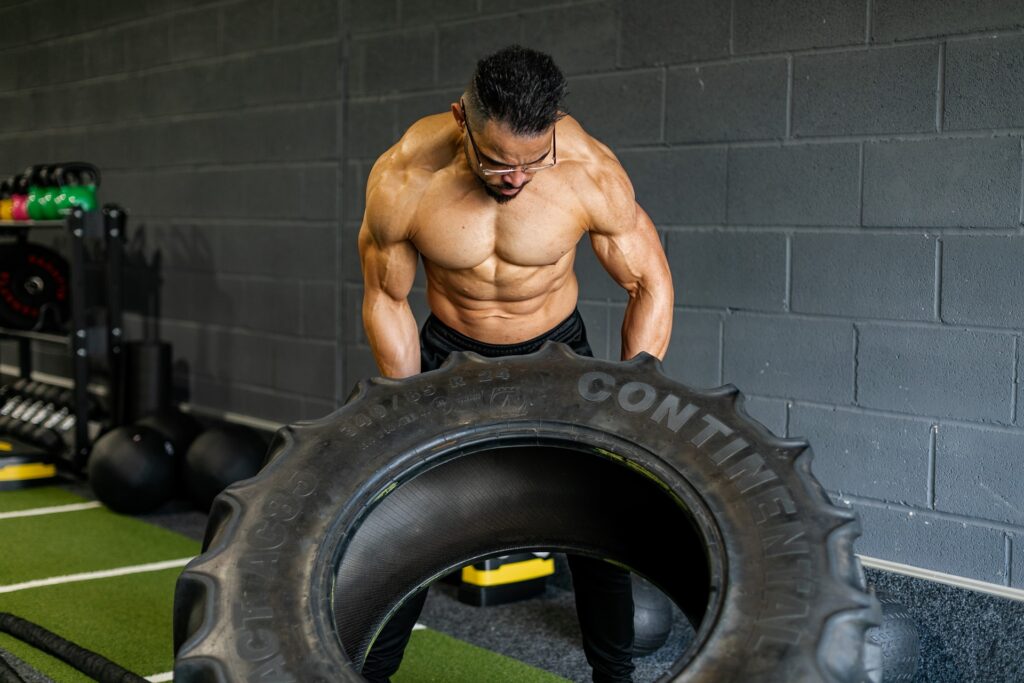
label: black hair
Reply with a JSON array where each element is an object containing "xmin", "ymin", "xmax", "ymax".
[{"xmin": 466, "ymin": 45, "xmax": 568, "ymax": 136}]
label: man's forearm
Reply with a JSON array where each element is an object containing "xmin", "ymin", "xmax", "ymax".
[
  {"xmin": 364, "ymin": 296, "xmax": 421, "ymax": 378},
  {"xmin": 621, "ymin": 282, "xmax": 673, "ymax": 361}
]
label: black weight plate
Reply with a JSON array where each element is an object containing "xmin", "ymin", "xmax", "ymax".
[{"xmin": 0, "ymin": 244, "xmax": 70, "ymax": 330}]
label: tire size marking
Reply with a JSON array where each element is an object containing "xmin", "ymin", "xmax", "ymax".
[
  {"xmin": 232, "ymin": 471, "xmax": 318, "ymax": 679},
  {"xmin": 578, "ymin": 372, "xmax": 813, "ymax": 649},
  {"xmin": 341, "ymin": 371, "xmax": 516, "ymax": 449}
]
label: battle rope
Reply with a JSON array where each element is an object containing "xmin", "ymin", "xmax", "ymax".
[{"xmin": 0, "ymin": 613, "xmax": 147, "ymax": 683}]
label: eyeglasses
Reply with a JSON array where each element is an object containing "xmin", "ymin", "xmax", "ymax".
[{"xmin": 461, "ymin": 100, "xmax": 557, "ymax": 176}]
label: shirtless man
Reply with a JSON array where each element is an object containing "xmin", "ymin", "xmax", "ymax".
[{"xmin": 358, "ymin": 45, "xmax": 673, "ymax": 683}]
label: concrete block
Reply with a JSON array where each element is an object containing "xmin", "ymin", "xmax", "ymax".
[
  {"xmin": 188, "ymin": 275, "xmax": 250, "ymax": 329},
  {"xmin": 942, "ymin": 236, "xmax": 1024, "ymax": 329},
  {"xmin": 872, "ymin": 0, "xmax": 1024, "ymax": 41},
  {"xmin": 302, "ymin": 165, "xmax": 339, "ymax": 221},
  {"xmin": 211, "ymin": 329, "xmax": 276, "ymax": 386},
  {"xmin": 850, "ymin": 503, "xmax": 1006, "ymax": 583},
  {"xmin": 666, "ymin": 59, "xmax": 788, "ymax": 143},
  {"xmin": 302, "ymin": 397, "xmax": 338, "ymax": 421},
  {"xmin": 723, "ymin": 314, "xmax": 855, "ymax": 403},
  {"xmin": 945, "ymin": 34, "xmax": 1024, "ymax": 131},
  {"xmin": 352, "ymin": 27, "xmax": 434, "ymax": 95},
  {"xmin": 273, "ymin": 338, "xmax": 336, "ymax": 398},
  {"xmin": 438, "ymin": 17, "xmax": 517, "ymax": 87},
  {"xmin": 124, "ymin": 18, "xmax": 172, "ymax": 70},
  {"xmin": 395, "ymin": 88, "xmax": 463, "ymax": 131},
  {"xmin": 620, "ymin": 0, "xmax": 730, "ymax": 67},
  {"xmin": 83, "ymin": 27, "xmax": 127, "ymax": 79},
  {"xmin": 346, "ymin": 0, "xmax": 398, "ymax": 33},
  {"xmin": 578, "ymin": 302, "xmax": 609, "ymax": 360},
  {"xmin": 608, "ymin": 303, "xmax": 625, "ymax": 361},
  {"xmin": 242, "ymin": 279, "xmax": 303, "ymax": 335},
  {"xmin": 727, "ymin": 144, "xmax": 861, "ymax": 226},
  {"xmin": 300, "ymin": 43, "xmax": 341, "ymax": 100},
  {"xmin": 936, "ymin": 424, "xmax": 1024, "ymax": 526},
  {"xmin": 739, "ymin": 395, "xmax": 788, "ymax": 437},
  {"xmin": 28, "ymin": 0, "xmax": 82, "ymax": 42},
  {"xmin": 401, "ymin": 0, "xmax": 476, "ymax": 25},
  {"xmin": 213, "ymin": 224, "xmax": 336, "ymax": 280},
  {"xmin": 15, "ymin": 45, "xmax": 52, "ymax": 90},
  {"xmin": 171, "ymin": 7, "xmax": 220, "ymax": 62},
  {"xmin": 857, "ymin": 324, "xmax": 1014, "ymax": 422},
  {"xmin": 344, "ymin": 343, "xmax": 379, "ymax": 387},
  {"xmin": 341, "ymin": 284, "xmax": 364, "ymax": 344},
  {"xmin": 665, "ymin": 231, "xmax": 787, "ymax": 312},
  {"xmin": 265, "ymin": 104, "xmax": 338, "ymax": 161},
  {"xmin": 345, "ymin": 160, "xmax": 369, "ymax": 221},
  {"xmin": 302, "ymin": 282, "xmax": 337, "ymax": 340},
  {"xmin": 791, "ymin": 404, "xmax": 930, "ymax": 506},
  {"xmin": 277, "ymin": 0, "xmax": 338, "ymax": 43},
  {"xmin": 223, "ymin": 0, "xmax": 275, "ymax": 54},
  {"xmin": 618, "ymin": 148, "xmax": 727, "ymax": 225},
  {"xmin": 863, "ymin": 137, "xmax": 1020, "ymax": 228},
  {"xmin": 791, "ymin": 234, "xmax": 935, "ymax": 320},
  {"xmin": 662, "ymin": 309, "xmax": 721, "ymax": 390},
  {"xmin": 347, "ymin": 99, "xmax": 398, "ymax": 160},
  {"xmin": 792, "ymin": 45, "xmax": 938, "ymax": 137},
  {"xmin": 520, "ymin": 2, "xmax": 618, "ymax": 75},
  {"xmin": 734, "ymin": 0, "xmax": 865, "ymax": 54},
  {"xmin": 568, "ymin": 70, "xmax": 663, "ymax": 146},
  {"xmin": 0, "ymin": 7, "xmax": 29, "ymax": 50},
  {"xmin": 0, "ymin": 93, "xmax": 31, "ymax": 133},
  {"xmin": 575, "ymin": 236, "xmax": 628, "ymax": 301}
]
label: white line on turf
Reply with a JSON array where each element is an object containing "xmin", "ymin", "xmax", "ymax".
[
  {"xmin": 141, "ymin": 628, "xmax": 429, "ymax": 682},
  {"xmin": 0, "ymin": 557, "xmax": 194, "ymax": 594},
  {"xmin": 0, "ymin": 501, "xmax": 102, "ymax": 520}
]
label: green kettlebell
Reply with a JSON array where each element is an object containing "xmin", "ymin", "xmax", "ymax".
[
  {"xmin": 25, "ymin": 165, "xmax": 60, "ymax": 221},
  {"xmin": 54, "ymin": 162, "xmax": 101, "ymax": 215}
]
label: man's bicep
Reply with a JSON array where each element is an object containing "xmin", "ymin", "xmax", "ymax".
[
  {"xmin": 359, "ymin": 222, "xmax": 418, "ymax": 302},
  {"xmin": 590, "ymin": 203, "xmax": 665, "ymax": 293}
]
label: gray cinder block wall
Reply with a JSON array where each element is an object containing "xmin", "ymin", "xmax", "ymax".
[
  {"xmin": 2, "ymin": 0, "xmax": 1023, "ymax": 587},
  {"xmin": 341, "ymin": 0, "xmax": 1024, "ymax": 588}
]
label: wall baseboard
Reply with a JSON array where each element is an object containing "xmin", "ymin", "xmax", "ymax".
[{"xmin": 861, "ymin": 555, "xmax": 1024, "ymax": 602}]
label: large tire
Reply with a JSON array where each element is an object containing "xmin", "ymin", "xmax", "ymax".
[{"xmin": 173, "ymin": 345, "xmax": 879, "ymax": 682}]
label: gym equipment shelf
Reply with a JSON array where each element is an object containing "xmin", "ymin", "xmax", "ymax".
[{"xmin": 0, "ymin": 207, "xmax": 126, "ymax": 470}]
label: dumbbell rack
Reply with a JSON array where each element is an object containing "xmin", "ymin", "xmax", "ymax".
[{"xmin": 0, "ymin": 206, "xmax": 125, "ymax": 470}]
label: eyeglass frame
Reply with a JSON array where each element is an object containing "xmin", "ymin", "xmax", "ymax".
[{"xmin": 460, "ymin": 99, "xmax": 557, "ymax": 176}]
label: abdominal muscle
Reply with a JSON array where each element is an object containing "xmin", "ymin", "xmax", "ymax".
[{"xmin": 424, "ymin": 256, "xmax": 581, "ymax": 344}]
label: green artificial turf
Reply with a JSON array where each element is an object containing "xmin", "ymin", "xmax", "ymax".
[
  {"xmin": 0, "ymin": 485, "xmax": 566, "ymax": 683},
  {"xmin": 396, "ymin": 629, "xmax": 569, "ymax": 683},
  {"xmin": 0, "ymin": 567, "xmax": 182, "ymax": 682},
  {"xmin": 0, "ymin": 507, "xmax": 199, "ymax": 585},
  {"xmin": 0, "ymin": 485, "xmax": 86, "ymax": 513}
]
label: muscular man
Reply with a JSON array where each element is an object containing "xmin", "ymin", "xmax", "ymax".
[{"xmin": 359, "ymin": 45, "xmax": 673, "ymax": 683}]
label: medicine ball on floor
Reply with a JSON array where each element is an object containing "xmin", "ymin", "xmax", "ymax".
[
  {"xmin": 87, "ymin": 425, "xmax": 175, "ymax": 515},
  {"xmin": 136, "ymin": 409, "xmax": 202, "ymax": 485},
  {"xmin": 184, "ymin": 425, "xmax": 268, "ymax": 513}
]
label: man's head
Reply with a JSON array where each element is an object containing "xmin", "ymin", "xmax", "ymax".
[{"xmin": 453, "ymin": 45, "xmax": 567, "ymax": 203}]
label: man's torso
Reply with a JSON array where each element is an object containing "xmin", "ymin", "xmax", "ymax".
[{"xmin": 371, "ymin": 113, "xmax": 621, "ymax": 344}]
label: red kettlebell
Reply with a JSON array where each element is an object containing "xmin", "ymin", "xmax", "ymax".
[{"xmin": 10, "ymin": 174, "xmax": 30, "ymax": 221}]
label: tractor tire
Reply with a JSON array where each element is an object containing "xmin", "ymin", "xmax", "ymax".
[{"xmin": 173, "ymin": 344, "xmax": 880, "ymax": 682}]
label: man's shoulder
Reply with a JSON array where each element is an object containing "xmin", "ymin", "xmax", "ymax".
[{"xmin": 556, "ymin": 117, "xmax": 635, "ymax": 224}]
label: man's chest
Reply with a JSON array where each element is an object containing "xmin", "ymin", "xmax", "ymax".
[{"xmin": 410, "ymin": 179, "xmax": 586, "ymax": 271}]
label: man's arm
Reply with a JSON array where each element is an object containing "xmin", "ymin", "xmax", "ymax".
[
  {"xmin": 587, "ymin": 166, "xmax": 674, "ymax": 360},
  {"xmin": 358, "ymin": 169, "xmax": 421, "ymax": 378}
]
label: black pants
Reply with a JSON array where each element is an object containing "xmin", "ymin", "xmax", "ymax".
[{"xmin": 361, "ymin": 310, "xmax": 635, "ymax": 683}]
